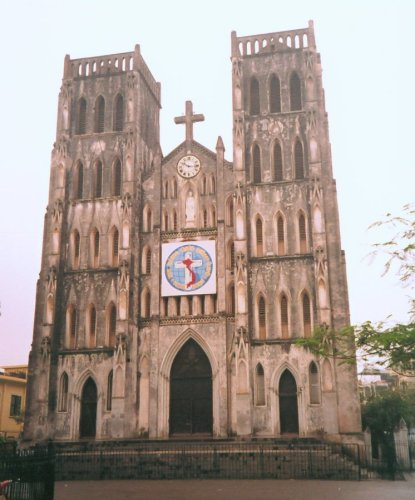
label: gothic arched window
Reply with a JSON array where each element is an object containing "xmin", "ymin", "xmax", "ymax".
[
  {"xmin": 280, "ymin": 293, "xmax": 289, "ymax": 338},
  {"xmin": 258, "ymin": 295, "xmax": 266, "ymax": 340},
  {"xmin": 274, "ymin": 141, "xmax": 283, "ymax": 181},
  {"xmin": 58, "ymin": 372, "xmax": 69, "ymax": 412},
  {"xmin": 255, "ymin": 364, "xmax": 265, "ymax": 405},
  {"xmin": 253, "ymin": 144, "xmax": 262, "ymax": 183},
  {"xmin": 95, "ymin": 95, "xmax": 105, "ymax": 133},
  {"xmin": 290, "ymin": 72, "xmax": 302, "ymax": 111},
  {"xmin": 87, "ymin": 305, "xmax": 97, "ymax": 348},
  {"xmin": 309, "ymin": 362, "xmax": 321, "ymax": 404},
  {"xmin": 302, "ymin": 291, "xmax": 311, "ymax": 337},
  {"xmin": 66, "ymin": 305, "xmax": 77, "ymax": 349},
  {"xmin": 111, "ymin": 228, "xmax": 119, "ymax": 266},
  {"xmin": 107, "ymin": 303, "xmax": 116, "ymax": 346},
  {"xmin": 269, "ymin": 74, "xmax": 281, "ymax": 113},
  {"xmin": 72, "ymin": 229, "xmax": 81, "ymax": 268},
  {"xmin": 226, "ymin": 196, "xmax": 234, "ymax": 227},
  {"xmin": 143, "ymin": 206, "xmax": 152, "ymax": 232},
  {"xmin": 299, "ymin": 212, "xmax": 307, "ymax": 253},
  {"xmin": 256, "ymin": 217, "xmax": 263, "ymax": 256},
  {"xmin": 91, "ymin": 228, "xmax": 100, "ymax": 267},
  {"xmin": 250, "ymin": 77, "xmax": 260, "ymax": 115},
  {"xmin": 277, "ymin": 214, "xmax": 285, "ymax": 255},
  {"xmin": 113, "ymin": 94, "xmax": 124, "ymax": 132},
  {"xmin": 94, "ymin": 160, "xmax": 103, "ymax": 198},
  {"xmin": 112, "ymin": 158, "xmax": 122, "ymax": 196},
  {"xmin": 295, "ymin": 140, "xmax": 305, "ymax": 180},
  {"xmin": 74, "ymin": 161, "xmax": 84, "ymax": 199},
  {"xmin": 107, "ymin": 370, "xmax": 113, "ymax": 411},
  {"xmin": 203, "ymin": 209, "xmax": 208, "ymax": 228},
  {"xmin": 77, "ymin": 98, "xmax": 87, "ymax": 134},
  {"xmin": 145, "ymin": 248, "xmax": 151, "ymax": 274},
  {"xmin": 228, "ymin": 282, "xmax": 235, "ymax": 314},
  {"xmin": 142, "ymin": 289, "xmax": 151, "ymax": 318}
]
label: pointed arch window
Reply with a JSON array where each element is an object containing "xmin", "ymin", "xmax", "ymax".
[
  {"xmin": 172, "ymin": 178, "xmax": 177, "ymax": 199},
  {"xmin": 302, "ymin": 292, "xmax": 311, "ymax": 337},
  {"xmin": 112, "ymin": 228, "xmax": 119, "ymax": 266},
  {"xmin": 58, "ymin": 372, "xmax": 69, "ymax": 412},
  {"xmin": 66, "ymin": 305, "xmax": 77, "ymax": 349},
  {"xmin": 277, "ymin": 214, "xmax": 285, "ymax": 255},
  {"xmin": 290, "ymin": 72, "xmax": 302, "ymax": 111},
  {"xmin": 255, "ymin": 364, "xmax": 266, "ymax": 405},
  {"xmin": 142, "ymin": 289, "xmax": 151, "ymax": 318},
  {"xmin": 270, "ymin": 74, "xmax": 281, "ymax": 113},
  {"xmin": 94, "ymin": 160, "xmax": 103, "ymax": 198},
  {"xmin": 203, "ymin": 209, "xmax": 208, "ymax": 228},
  {"xmin": 226, "ymin": 197, "xmax": 234, "ymax": 226},
  {"xmin": 202, "ymin": 176, "xmax": 207, "ymax": 195},
  {"xmin": 88, "ymin": 305, "xmax": 97, "ymax": 348},
  {"xmin": 253, "ymin": 144, "xmax": 262, "ymax": 183},
  {"xmin": 211, "ymin": 175, "xmax": 216, "ymax": 194},
  {"xmin": 145, "ymin": 248, "xmax": 151, "ymax": 274},
  {"xmin": 299, "ymin": 213, "xmax": 307, "ymax": 253},
  {"xmin": 258, "ymin": 295, "xmax": 266, "ymax": 339},
  {"xmin": 112, "ymin": 159, "xmax": 122, "ymax": 196},
  {"xmin": 144, "ymin": 206, "xmax": 152, "ymax": 232},
  {"xmin": 163, "ymin": 211, "xmax": 169, "ymax": 231},
  {"xmin": 107, "ymin": 370, "xmax": 113, "ymax": 411},
  {"xmin": 113, "ymin": 94, "xmax": 124, "ymax": 132},
  {"xmin": 74, "ymin": 161, "xmax": 84, "ymax": 199},
  {"xmin": 107, "ymin": 303, "xmax": 116, "ymax": 346},
  {"xmin": 211, "ymin": 206, "xmax": 216, "ymax": 227},
  {"xmin": 163, "ymin": 181, "xmax": 169, "ymax": 199},
  {"xmin": 256, "ymin": 217, "xmax": 263, "ymax": 256},
  {"xmin": 228, "ymin": 283, "xmax": 235, "ymax": 314},
  {"xmin": 94, "ymin": 95, "xmax": 105, "ymax": 133},
  {"xmin": 72, "ymin": 229, "xmax": 81, "ymax": 268},
  {"xmin": 309, "ymin": 362, "xmax": 321, "ymax": 404},
  {"xmin": 250, "ymin": 77, "xmax": 260, "ymax": 115},
  {"xmin": 274, "ymin": 141, "xmax": 283, "ymax": 181},
  {"xmin": 91, "ymin": 229, "xmax": 100, "ymax": 267},
  {"xmin": 280, "ymin": 294, "xmax": 289, "ymax": 338},
  {"xmin": 77, "ymin": 98, "xmax": 87, "ymax": 134},
  {"xmin": 295, "ymin": 140, "xmax": 304, "ymax": 180},
  {"xmin": 173, "ymin": 210, "xmax": 178, "ymax": 231}
]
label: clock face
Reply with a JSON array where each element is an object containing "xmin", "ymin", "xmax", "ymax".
[{"xmin": 177, "ymin": 155, "xmax": 201, "ymax": 178}]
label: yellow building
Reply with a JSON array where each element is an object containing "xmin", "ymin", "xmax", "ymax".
[{"xmin": 0, "ymin": 365, "xmax": 27, "ymax": 438}]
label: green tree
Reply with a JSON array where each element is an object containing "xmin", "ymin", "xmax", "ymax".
[{"xmin": 296, "ymin": 204, "xmax": 415, "ymax": 376}]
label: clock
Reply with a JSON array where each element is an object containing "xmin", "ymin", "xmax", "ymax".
[{"xmin": 177, "ymin": 155, "xmax": 201, "ymax": 178}]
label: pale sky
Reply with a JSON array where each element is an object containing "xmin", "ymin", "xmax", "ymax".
[{"xmin": 0, "ymin": 0, "xmax": 413, "ymax": 365}]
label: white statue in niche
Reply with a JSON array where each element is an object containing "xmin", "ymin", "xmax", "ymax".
[{"xmin": 185, "ymin": 190, "xmax": 196, "ymax": 226}]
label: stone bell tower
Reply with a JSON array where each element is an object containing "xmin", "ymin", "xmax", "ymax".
[
  {"xmin": 24, "ymin": 46, "xmax": 161, "ymax": 441},
  {"xmin": 230, "ymin": 21, "xmax": 361, "ymax": 435}
]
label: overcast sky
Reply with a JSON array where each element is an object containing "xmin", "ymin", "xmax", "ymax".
[{"xmin": 0, "ymin": 0, "xmax": 413, "ymax": 365}]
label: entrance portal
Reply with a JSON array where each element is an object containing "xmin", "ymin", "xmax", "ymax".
[
  {"xmin": 169, "ymin": 339, "xmax": 212, "ymax": 435},
  {"xmin": 279, "ymin": 370, "xmax": 299, "ymax": 434},
  {"xmin": 79, "ymin": 377, "xmax": 97, "ymax": 438}
]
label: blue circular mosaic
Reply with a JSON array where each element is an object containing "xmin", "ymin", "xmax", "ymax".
[{"xmin": 165, "ymin": 244, "xmax": 213, "ymax": 292}]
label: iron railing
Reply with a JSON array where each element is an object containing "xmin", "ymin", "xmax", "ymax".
[
  {"xmin": 53, "ymin": 440, "xmax": 366, "ymax": 481},
  {"xmin": 0, "ymin": 444, "xmax": 55, "ymax": 500}
]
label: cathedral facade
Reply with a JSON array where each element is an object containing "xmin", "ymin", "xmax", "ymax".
[{"xmin": 24, "ymin": 22, "xmax": 362, "ymax": 443}]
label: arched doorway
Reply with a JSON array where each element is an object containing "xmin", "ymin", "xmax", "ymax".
[
  {"xmin": 79, "ymin": 377, "xmax": 97, "ymax": 438},
  {"xmin": 170, "ymin": 339, "xmax": 212, "ymax": 435},
  {"xmin": 279, "ymin": 370, "xmax": 299, "ymax": 434}
]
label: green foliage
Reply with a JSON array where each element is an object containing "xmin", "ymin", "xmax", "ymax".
[
  {"xmin": 296, "ymin": 205, "xmax": 415, "ymax": 376},
  {"xmin": 362, "ymin": 390, "xmax": 414, "ymax": 434}
]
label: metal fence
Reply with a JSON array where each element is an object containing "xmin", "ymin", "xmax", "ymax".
[
  {"xmin": 0, "ymin": 445, "xmax": 55, "ymax": 500},
  {"xmin": 53, "ymin": 440, "xmax": 367, "ymax": 481}
]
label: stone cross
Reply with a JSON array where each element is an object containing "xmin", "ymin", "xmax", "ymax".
[{"xmin": 174, "ymin": 100, "xmax": 205, "ymax": 143}]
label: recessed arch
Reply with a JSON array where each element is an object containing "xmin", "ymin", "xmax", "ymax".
[
  {"xmin": 158, "ymin": 329, "xmax": 219, "ymax": 438},
  {"xmin": 290, "ymin": 72, "xmax": 302, "ymax": 111}
]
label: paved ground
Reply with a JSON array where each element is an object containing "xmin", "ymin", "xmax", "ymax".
[{"xmin": 55, "ymin": 474, "xmax": 415, "ymax": 500}]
